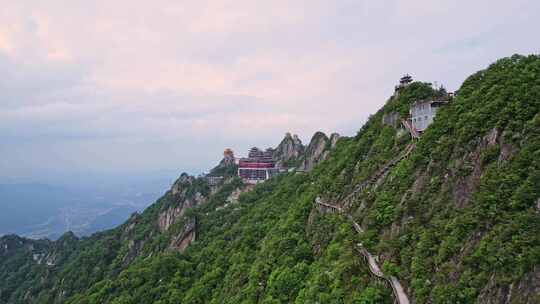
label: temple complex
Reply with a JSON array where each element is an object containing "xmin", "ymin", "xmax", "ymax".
[
  {"xmin": 392, "ymin": 75, "xmax": 453, "ymax": 135},
  {"xmin": 237, "ymin": 147, "xmax": 279, "ymax": 184}
]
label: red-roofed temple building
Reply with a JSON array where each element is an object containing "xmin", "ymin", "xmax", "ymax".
[{"xmin": 238, "ymin": 147, "xmax": 279, "ymax": 184}]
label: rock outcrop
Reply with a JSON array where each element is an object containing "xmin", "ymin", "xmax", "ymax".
[
  {"xmin": 451, "ymin": 127, "xmax": 502, "ymax": 208},
  {"xmin": 169, "ymin": 218, "xmax": 197, "ymax": 252},
  {"xmin": 477, "ymin": 266, "xmax": 540, "ymax": 304},
  {"xmin": 300, "ymin": 132, "xmax": 331, "ymax": 171},
  {"xmin": 210, "ymin": 149, "xmax": 237, "ymax": 175},
  {"xmin": 271, "ymin": 131, "xmax": 340, "ymax": 171},
  {"xmin": 298, "ymin": 132, "xmax": 340, "ymax": 171},
  {"xmin": 329, "ymin": 132, "xmax": 340, "ymax": 148},
  {"xmin": 158, "ymin": 205, "xmax": 184, "ymax": 232},
  {"xmin": 273, "ymin": 132, "xmax": 305, "ymax": 169},
  {"xmin": 159, "ymin": 173, "xmax": 207, "ymax": 232},
  {"xmin": 171, "ymin": 173, "xmax": 194, "ymax": 196}
]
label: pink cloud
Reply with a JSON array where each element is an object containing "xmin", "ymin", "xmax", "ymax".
[{"xmin": 1, "ymin": 0, "xmax": 539, "ymax": 178}]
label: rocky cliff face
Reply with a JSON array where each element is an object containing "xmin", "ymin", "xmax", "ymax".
[
  {"xmin": 299, "ymin": 132, "xmax": 340, "ymax": 171},
  {"xmin": 272, "ymin": 131, "xmax": 339, "ymax": 171},
  {"xmin": 159, "ymin": 174, "xmax": 206, "ymax": 232},
  {"xmin": 477, "ymin": 265, "xmax": 540, "ymax": 304},
  {"xmin": 169, "ymin": 218, "xmax": 197, "ymax": 252},
  {"xmin": 272, "ymin": 132, "xmax": 305, "ymax": 169},
  {"xmin": 102, "ymin": 172, "xmax": 213, "ymax": 266},
  {"xmin": 329, "ymin": 132, "xmax": 340, "ymax": 148}
]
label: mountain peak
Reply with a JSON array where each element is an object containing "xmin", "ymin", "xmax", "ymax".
[{"xmin": 272, "ymin": 132, "xmax": 305, "ymax": 169}]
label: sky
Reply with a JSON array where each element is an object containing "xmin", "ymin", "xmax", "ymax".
[{"xmin": 1, "ymin": 0, "xmax": 539, "ymax": 186}]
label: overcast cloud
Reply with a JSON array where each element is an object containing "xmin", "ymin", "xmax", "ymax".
[{"xmin": 1, "ymin": 0, "xmax": 539, "ymax": 184}]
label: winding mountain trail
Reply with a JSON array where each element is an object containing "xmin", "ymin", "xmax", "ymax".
[
  {"xmin": 314, "ymin": 143, "xmax": 416, "ymax": 304},
  {"xmin": 357, "ymin": 246, "xmax": 410, "ymax": 304},
  {"xmin": 315, "ymin": 199, "xmax": 411, "ymax": 304},
  {"xmin": 340, "ymin": 143, "xmax": 415, "ymax": 211}
]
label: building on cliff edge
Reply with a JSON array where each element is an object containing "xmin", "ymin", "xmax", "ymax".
[
  {"xmin": 384, "ymin": 75, "xmax": 453, "ymax": 138},
  {"xmin": 409, "ymin": 99, "xmax": 450, "ymax": 132},
  {"xmin": 394, "ymin": 74, "xmax": 413, "ymax": 92},
  {"xmin": 237, "ymin": 147, "xmax": 279, "ymax": 184}
]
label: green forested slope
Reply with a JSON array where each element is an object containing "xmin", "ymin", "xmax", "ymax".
[{"xmin": 1, "ymin": 54, "xmax": 539, "ymax": 304}]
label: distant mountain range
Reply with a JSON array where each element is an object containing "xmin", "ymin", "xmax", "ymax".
[{"xmin": 0, "ymin": 182, "xmax": 164, "ymax": 239}]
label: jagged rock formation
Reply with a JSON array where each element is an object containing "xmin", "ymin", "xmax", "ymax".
[
  {"xmin": 158, "ymin": 207, "xmax": 181, "ymax": 232},
  {"xmin": 169, "ymin": 218, "xmax": 196, "ymax": 252},
  {"xmin": 211, "ymin": 149, "xmax": 236, "ymax": 172},
  {"xmin": 171, "ymin": 173, "xmax": 194, "ymax": 196},
  {"xmin": 477, "ymin": 265, "xmax": 540, "ymax": 304},
  {"xmin": 271, "ymin": 131, "xmax": 340, "ymax": 171},
  {"xmin": 299, "ymin": 131, "xmax": 340, "ymax": 171},
  {"xmin": 159, "ymin": 174, "xmax": 206, "ymax": 232},
  {"xmin": 329, "ymin": 132, "xmax": 340, "ymax": 148},
  {"xmin": 272, "ymin": 132, "xmax": 305, "ymax": 168}
]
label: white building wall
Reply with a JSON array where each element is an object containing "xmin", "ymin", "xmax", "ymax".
[{"xmin": 410, "ymin": 101, "xmax": 437, "ymax": 132}]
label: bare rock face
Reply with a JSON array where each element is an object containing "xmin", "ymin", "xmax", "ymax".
[
  {"xmin": 238, "ymin": 131, "xmax": 339, "ymax": 172},
  {"xmin": 158, "ymin": 174, "xmax": 206, "ymax": 232},
  {"xmin": 118, "ymin": 214, "xmax": 147, "ymax": 266},
  {"xmin": 171, "ymin": 173, "xmax": 195, "ymax": 196},
  {"xmin": 477, "ymin": 266, "xmax": 540, "ymax": 304},
  {"xmin": 122, "ymin": 238, "xmax": 144, "ymax": 266},
  {"xmin": 158, "ymin": 206, "xmax": 184, "ymax": 232},
  {"xmin": 300, "ymin": 132, "xmax": 330, "ymax": 171},
  {"xmin": 329, "ymin": 133, "xmax": 340, "ymax": 148},
  {"xmin": 169, "ymin": 218, "xmax": 197, "ymax": 253},
  {"xmin": 175, "ymin": 230, "xmax": 196, "ymax": 253},
  {"xmin": 452, "ymin": 127, "xmax": 501, "ymax": 207},
  {"xmin": 118, "ymin": 172, "xmax": 210, "ymax": 264},
  {"xmin": 499, "ymin": 130, "xmax": 518, "ymax": 163},
  {"xmin": 157, "ymin": 192, "xmax": 203, "ymax": 232},
  {"xmin": 299, "ymin": 132, "xmax": 340, "ymax": 172},
  {"xmin": 273, "ymin": 132, "xmax": 305, "ymax": 169}
]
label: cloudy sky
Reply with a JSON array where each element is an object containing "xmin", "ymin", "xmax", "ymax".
[{"xmin": 1, "ymin": 0, "xmax": 539, "ymax": 185}]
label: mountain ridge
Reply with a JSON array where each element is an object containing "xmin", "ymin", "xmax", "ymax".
[{"xmin": 1, "ymin": 54, "xmax": 539, "ymax": 304}]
